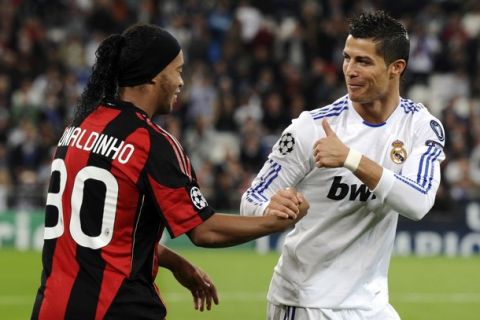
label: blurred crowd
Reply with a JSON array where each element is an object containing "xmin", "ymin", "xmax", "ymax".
[{"xmin": 0, "ymin": 0, "xmax": 479, "ymax": 215}]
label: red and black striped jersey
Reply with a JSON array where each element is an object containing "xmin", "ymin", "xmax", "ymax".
[{"xmin": 32, "ymin": 100, "xmax": 215, "ymax": 320}]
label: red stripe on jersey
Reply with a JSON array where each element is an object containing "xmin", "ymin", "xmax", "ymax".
[
  {"xmin": 94, "ymin": 127, "xmax": 150, "ymax": 319},
  {"xmin": 39, "ymin": 106, "xmax": 121, "ymax": 320},
  {"xmin": 135, "ymin": 112, "xmax": 145, "ymax": 121},
  {"xmin": 157, "ymin": 127, "xmax": 192, "ymax": 182},
  {"xmin": 185, "ymin": 153, "xmax": 192, "ymax": 178},
  {"xmin": 167, "ymin": 132, "xmax": 191, "ymax": 177},
  {"xmin": 148, "ymin": 175, "xmax": 203, "ymax": 237},
  {"xmin": 94, "ymin": 271, "xmax": 125, "ymax": 320}
]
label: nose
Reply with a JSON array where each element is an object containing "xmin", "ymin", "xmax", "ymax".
[{"xmin": 344, "ymin": 61, "xmax": 358, "ymax": 78}]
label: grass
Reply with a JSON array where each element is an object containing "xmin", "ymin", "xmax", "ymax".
[{"xmin": 1, "ymin": 248, "xmax": 479, "ymax": 319}]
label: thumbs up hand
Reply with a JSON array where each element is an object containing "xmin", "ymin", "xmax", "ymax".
[
  {"xmin": 313, "ymin": 119, "xmax": 350, "ymax": 168},
  {"xmin": 321, "ymin": 118, "xmax": 336, "ymax": 137}
]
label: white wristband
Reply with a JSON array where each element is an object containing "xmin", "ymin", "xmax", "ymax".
[{"xmin": 344, "ymin": 148, "xmax": 362, "ymax": 172}]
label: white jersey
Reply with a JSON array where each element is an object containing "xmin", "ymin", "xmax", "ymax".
[{"xmin": 240, "ymin": 95, "xmax": 445, "ymax": 310}]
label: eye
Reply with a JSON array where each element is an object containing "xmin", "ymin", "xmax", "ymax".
[{"xmin": 358, "ymin": 58, "xmax": 373, "ymax": 66}]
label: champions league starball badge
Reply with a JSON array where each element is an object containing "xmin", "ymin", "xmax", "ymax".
[
  {"xmin": 190, "ymin": 187, "xmax": 208, "ymax": 209},
  {"xmin": 390, "ymin": 140, "xmax": 407, "ymax": 164},
  {"xmin": 278, "ymin": 132, "xmax": 295, "ymax": 155}
]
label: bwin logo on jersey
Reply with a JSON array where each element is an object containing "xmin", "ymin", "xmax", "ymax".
[
  {"xmin": 278, "ymin": 133, "xmax": 295, "ymax": 155},
  {"xmin": 190, "ymin": 187, "xmax": 208, "ymax": 209},
  {"xmin": 327, "ymin": 176, "xmax": 376, "ymax": 201}
]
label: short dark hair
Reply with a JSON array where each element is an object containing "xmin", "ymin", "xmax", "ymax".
[{"xmin": 348, "ymin": 10, "xmax": 409, "ymax": 66}]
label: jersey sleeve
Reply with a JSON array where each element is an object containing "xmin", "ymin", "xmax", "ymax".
[
  {"xmin": 145, "ymin": 129, "xmax": 214, "ymax": 237},
  {"xmin": 373, "ymin": 114, "xmax": 446, "ymax": 220},
  {"xmin": 240, "ymin": 111, "xmax": 315, "ymax": 216}
]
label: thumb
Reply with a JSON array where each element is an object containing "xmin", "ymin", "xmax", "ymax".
[{"xmin": 322, "ymin": 119, "xmax": 335, "ymax": 137}]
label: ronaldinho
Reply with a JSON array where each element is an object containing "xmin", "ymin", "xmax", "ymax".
[{"xmin": 57, "ymin": 126, "xmax": 135, "ymax": 164}]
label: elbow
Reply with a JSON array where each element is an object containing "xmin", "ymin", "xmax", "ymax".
[
  {"xmin": 189, "ymin": 232, "xmax": 205, "ymax": 246},
  {"xmin": 188, "ymin": 227, "xmax": 220, "ymax": 248},
  {"xmin": 403, "ymin": 211, "xmax": 426, "ymax": 221},
  {"xmin": 399, "ymin": 202, "xmax": 431, "ymax": 221},
  {"xmin": 188, "ymin": 231, "xmax": 212, "ymax": 247},
  {"xmin": 387, "ymin": 191, "xmax": 435, "ymax": 221}
]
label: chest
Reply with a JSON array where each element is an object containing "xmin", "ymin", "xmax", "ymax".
[
  {"xmin": 339, "ymin": 121, "xmax": 413, "ymax": 173},
  {"xmin": 302, "ymin": 120, "xmax": 414, "ymax": 200}
]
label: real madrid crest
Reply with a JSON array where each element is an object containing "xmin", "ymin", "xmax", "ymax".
[{"xmin": 390, "ymin": 140, "xmax": 407, "ymax": 164}]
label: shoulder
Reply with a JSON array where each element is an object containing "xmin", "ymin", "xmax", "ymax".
[
  {"xmin": 401, "ymin": 98, "xmax": 443, "ymax": 126},
  {"xmin": 276, "ymin": 97, "xmax": 346, "ymax": 152},
  {"xmin": 400, "ymin": 98, "xmax": 446, "ymax": 146},
  {"xmin": 399, "ymin": 98, "xmax": 443, "ymax": 125},
  {"xmin": 148, "ymin": 121, "xmax": 187, "ymax": 157},
  {"xmin": 398, "ymin": 98, "xmax": 426, "ymax": 115},
  {"xmin": 307, "ymin": 95, "xmax": 349, "ymax": 122},
  {"xmin": 287, "ymin": 95, "xmax": 350, "ymax": 137}
]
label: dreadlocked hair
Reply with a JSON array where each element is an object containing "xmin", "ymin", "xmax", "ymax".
[{"xmin": 73, "ymin": 34, "xmax": 124, "ymax": 124}]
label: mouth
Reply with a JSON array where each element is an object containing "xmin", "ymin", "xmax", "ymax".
[
  {"xmin": 173, "ymin": 91, "xmax": 181, "ymax": 104},
  {"xmin": 347, "ymin": 84, "xmax": 365, "ymax": 93}
]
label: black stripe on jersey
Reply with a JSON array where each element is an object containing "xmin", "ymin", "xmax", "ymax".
[
  {"xmin": 143, "ymin": 125, "xmax": 215, "ymax": 237},
  {"xmin": 32, "ymin": 145, "xmax": 70, "ymax": 318},
  {"xmin": 65, "ymin": 108, "xmax": 143, "ymax": 318},
  {"xmin": 64, "ymin": 248, "xmax": 106, "ymax": 319},
  {"xmin": 146, "ymin": 130, "xmax": 192, "ymax": 188},
  {"xmin": 31, "ymin": 271, "xmax": 47, "ymax": 319},
  {"xmin": 103, "ymin": 278, "xmax": 166, "ymax": 320},
  {"xmin": 129, "ymin": 194, "xmax": 163, "ymax": 278},
  {"xmin": 142, "ymin": 177, "xmax": 175, "ymax": 238},
  {"xmin": 42, "ymin": 145, "xmax": 69, "ymax": 277}
]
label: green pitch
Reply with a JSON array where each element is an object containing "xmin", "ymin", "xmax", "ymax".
[{"xmin": 1, "ymin": 249, "xmax": 479, "ymax": 320}]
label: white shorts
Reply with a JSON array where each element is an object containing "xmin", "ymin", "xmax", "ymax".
[{"xmin": 267, "ymin": 302, "xmax": 401, "ymax": 320}]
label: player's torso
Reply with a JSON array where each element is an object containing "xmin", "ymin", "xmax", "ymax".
[
  {"xmin": 52, "ymin": 105, "xmax": 153, "ymax": 270},
  {"xmin": 37, "ymin": 105, "xmax": 165, "ymax": 319},
  {"xmin": 279, "ymin": 99, "xmax": 420, "ymax": 282},
  {"xmin": 300, "ymin": 98, "xmax": 416, "ymax": 217}
]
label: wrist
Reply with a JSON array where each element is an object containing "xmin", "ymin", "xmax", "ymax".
[
  {"xmin": 266, "ymin": 215, "xmax": 291, "ymax": 232},
  {"xmin": 344, "ymin": 148, "xmax": 362, "ymax": 172}
]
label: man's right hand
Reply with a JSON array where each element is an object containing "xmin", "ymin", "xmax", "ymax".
[
  {"xmin": 188, "ymin": 188, "xmax": 309, "ymax": 248},
  {"xmin": 264, "ymin": 187, "xmax": 309, "ymax": 220}
]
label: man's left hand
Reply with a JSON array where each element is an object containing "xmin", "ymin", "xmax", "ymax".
[
  {"xmin": 172, "ymin": 262, "xmax": 219, "ymax": 311},
  {"xmin": 313, "ymin": 119, "xmax": 349, "ymax": 168}
]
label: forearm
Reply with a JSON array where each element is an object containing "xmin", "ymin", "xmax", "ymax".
[
  {"xmin": 350, "ymin": 153, "xmax": 435, "ymax": 220},
  {"xmin": 316, "ymin": 117, "xmax": 444, "ymax": 221},
  {"xmin": 157, "ymin": 244, "xmax": 189, "ymax": 271},
  {"xmin": 373, "ymin": 169, "xmax": 436, "ymax": 220},
  {"xmin": 351, "ymin": 154, "xmax": 383, "ymax": 190},
  {"xmin": 188, "ymin": 211, "xmax": 304, "ymax": 248}
]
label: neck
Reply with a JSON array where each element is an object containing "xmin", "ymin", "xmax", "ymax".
[
  {"xmin": 352, "ymin": 86, "xmax": 400, "ymax": 124},
  {"xmin": 353, "ymin": 99, "xmax": 399, "ymax": 124},
  {"xmin": 118, "ymin": 87, "xmax": 155, "ymax": 118}
]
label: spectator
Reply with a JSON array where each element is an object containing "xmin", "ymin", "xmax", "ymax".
[{"xmin": 0, "ymin": 0, "xmax": 478, "ymax": 216}]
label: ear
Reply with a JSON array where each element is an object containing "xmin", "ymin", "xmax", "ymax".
[{"xmin": 390, "ymin": 59, "xmax": 407, "ymax": 78}]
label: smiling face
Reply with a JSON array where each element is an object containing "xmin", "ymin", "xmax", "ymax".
[
  {"xmin": 342, "ymin": 35, "xmax": 404, "ymax": 107},
  {"xmin": 152, "ymin": 50, "xmax": 184, "ymax": 115}
]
